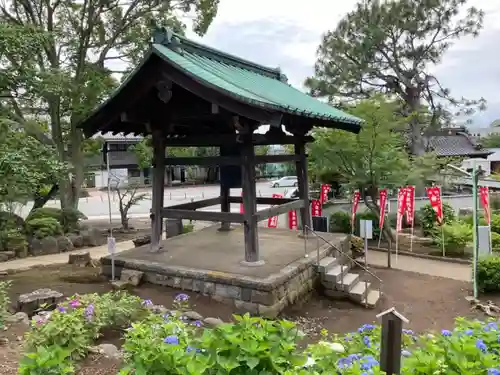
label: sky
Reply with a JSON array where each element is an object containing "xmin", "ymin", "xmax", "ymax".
[{"xmin": 178, "ymin": 0, "xmax": 500, "ymax": 129}]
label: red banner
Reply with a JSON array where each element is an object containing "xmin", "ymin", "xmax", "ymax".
[
  {"xmin": 426, "ymin": 186, "xmax": 443, "ymax": 225},
  {"xmin": 405, "ymin": 186, "xmax": 415, "ymax": 226},
  {"xmin": 267, "ymin": 193, "xmax": 283, "ymax": 228},
  {"xmin": 320, "ymin": 184, "xmax": 331, "ymax": 204},
  {"xmin": 240, "ymin": 191, "xmax": 244, "ymax": 214},
  {"xmin": 351, "ymin": 191, "xmax": 361, "ymax": 227},
  {"xmin": 379, "ymin": 189, "xmax": 388, "ymax": 229},
  {"xmin": 311, "ymin": 199, "xmax": 322, "ymax": 217},
  {"xmin": 288, "ymin": 210, "xmax": 298, "ymax": 230},
  {"xmin": 396, "ymin": 187, "xmax": 408, "ymax": 232},
  {"xmin": 480, "ymin": 187, "xmax": 491, "ymax": 225}
]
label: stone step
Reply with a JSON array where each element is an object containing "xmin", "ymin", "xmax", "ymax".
[
  {"xmin": 316, "ymin": 256, "xmax": 338, "ymax": 274},
  {"xmin": 336, "ymin": 272, "xmax": 360, "ymax": 292},
  {"xmin": 323, "ymin": 264, "xmax": 349, "ymax": 283},
  {"xmin": 363, "ymin": 289, "xmax": 382, "ymax": 308},
  {"xmin": 349, "ymin": 280, "xmax": 371, "ymax": 303}
]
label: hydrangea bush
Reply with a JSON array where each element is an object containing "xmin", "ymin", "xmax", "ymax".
[{"xmin": 16, "ymin": 290, "xmax": 500, "ymax": 375}]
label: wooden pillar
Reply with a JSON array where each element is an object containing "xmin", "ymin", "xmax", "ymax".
[
  {"xmin": 220, "ymin": 183, "xmax": 231, "ymax": 231},
  {"xmin": 241, "ymin": 137, "xmax": 260, "ymax": 263},
  {"xmin": 150, "ymin": 131, "xmax": 166, "ymax": 252},
  {"xmin": 295, "ymin": 141, "xmax": 311, "ymax": 236}
]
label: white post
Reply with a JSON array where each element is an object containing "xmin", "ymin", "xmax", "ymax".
[{"xmin": 106, "ymin": 143, "xmax": 115, "ymax": 281}]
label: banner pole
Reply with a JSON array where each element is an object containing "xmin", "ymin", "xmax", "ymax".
[
  {"xmin": 410, "ymin": 223, "xmax": 414, "ymax": 252},
  {"xmin": 441, "ymin": 224, "xmax": 445, "ymax": 257},
  {"xmin": 395, "ymin": 232, "xmax": 399, "ymax": 264}
]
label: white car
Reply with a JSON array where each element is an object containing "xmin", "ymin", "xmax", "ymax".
[{"xmin": 270, "ymin": 176, "xmax": 298, "ymax": 188}]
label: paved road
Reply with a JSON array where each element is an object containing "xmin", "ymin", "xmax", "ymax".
[{"xmin": 16, "ymin": 182, "xmax": 292, "ymax": 219}]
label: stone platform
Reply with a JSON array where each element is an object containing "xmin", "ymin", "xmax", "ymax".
[{"xmin": 101, "ymin": 226, "xmax": 348, "ymax": 317}]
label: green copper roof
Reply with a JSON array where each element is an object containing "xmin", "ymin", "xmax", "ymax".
[{"xmin": 151, "ymin": 29, "xmax": 362, "ymax": 130}]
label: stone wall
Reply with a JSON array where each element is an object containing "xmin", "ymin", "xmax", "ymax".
[{"xmin": 102, "ymin": 236, "xmax": 349, "ymax": 318}]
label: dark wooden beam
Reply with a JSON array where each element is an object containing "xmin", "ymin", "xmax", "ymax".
[
  {"xmin": 160, "ymin": 208, "xmax": 245, "ymax": 223},
  {"xmin": 161, "ymin": 134, "xmax": 314, "ymax": 147},
  {"xmin": 228, "ymin": 196, "xmax": 297, "ymax": 205},
  {"xmin": 254, "ymin": 200, "xmax": 305, "ymax": 222},
  {"xmin": 166, "ymin": 197, "xmax": 221, "ymax": 210},
  {"xmin": 295, "ymin": 141, "xmax": 311, "ymax": 235},
  {"xmin": 164, "ymin": 154, "xmax": 300, "ymax": 166}
]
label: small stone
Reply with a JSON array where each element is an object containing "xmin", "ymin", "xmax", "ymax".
[
  {"xmin": 67, "ymin": 233, "xmax": 84, "ymax": 248},
  {"xmin": 183, "ymin": 311, "xmax": 203, "ymax": 321},
  {"xmin": 0, "ymin": 253, "xmax": 8, "ymax": 262},
  {"xmin": 203, "ymin": 317, "xmax": 224, "ymax": 328},
  {"xmin": 120, "ymin": 269, "xmax": 144, "ymax": 286},
  {"xmin": 68, "ymin": 252, "xmax": 92, "ymax": 267},
  {"xmin": 6, "ymin": 312, "xmax": 29, "ymax": 325},
  {"xmin": 16, "ymin": 336, "xmax": 22, "ymax": 341},
  {"xmin": 0, "ymin": 271, "xmax": 7, "ymax": 276},
  {"xmin": 3, "ymin": 251, "xmax": 15, "ymax": 259},
  {"xmin": 110, "ymin": 280, "xmax": 133, "ymax": 291},
  {"xmin": 82, "ymin": 228, "xmax": 101, "ymax": 247},
  {"xmin": 92, "ymin": 343, "xmax": 122, "ymax": 359},
  {"xmin": 0, "ymin": 337, "xmax": 8, "ymax": 346}
]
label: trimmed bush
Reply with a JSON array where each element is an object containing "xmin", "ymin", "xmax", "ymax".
[
  {"xmin": 459, "ymin": 214, "xmax": 487, "ymax": 227},
  {"xmin": 26, "ymin": 217, "xmax": 63, "ymax": 239},
  {"xmin": 432, "ymin": 221, "xmax": 472, "ymax": 256},
  {"xmin": 329, "ymin": 211, "xmax": 351, "ymax": 234},
  {"xmin": 477, "ymin": 255, "xmax": 500, "ymax": 293},
  {"xmin": 27, "ymin": 207, "xmax": 86, "ymax": 233},
  {"xmin": 492, "ymin": 232, "xmax": 500, "ymax": 252},
  {"xmin": 418, "ymin": 202, "xmax": 455, "ymax": 236},
  {"xmin": 490, "ymin": 214, "xmax": 500, "ymax": 234}
]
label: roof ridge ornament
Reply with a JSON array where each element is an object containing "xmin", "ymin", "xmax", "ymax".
[{"xmin": 151, "ymin": 26, "xmax": 183, "ymax": 53}]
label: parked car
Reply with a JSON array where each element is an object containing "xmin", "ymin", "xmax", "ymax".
[
  {"xmin": 270, "ymin": 176, "xmax": 298, "ymax": 188},
  {"xmin": 285, "ymin": 188, "xmax": 299, "ymax": 198}
]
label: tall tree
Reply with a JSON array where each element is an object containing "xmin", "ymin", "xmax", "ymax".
[
  {"xmin": 0, "ymin": 0, "xmax": 219, "ymax": 209},
  {"xmin": 309, "ymin": 95, "xmax": 441, "ymax": 242},
  {"xmin": 306, "ymin": 0, "xmax": 485, "ymax": 155}
]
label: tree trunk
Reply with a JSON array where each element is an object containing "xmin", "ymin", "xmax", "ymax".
[
  {"xmin": 406, "ymin": 87, "xmax": 425, "ymax": 156},
  {"xmin": 361, "ymin": 187, "xmax": 395, "ymax": 243},
  {"xmin": 31, "ymin": 184, "xmax": 59, "ymax": 212},
  {"xmin": 121, "ymin": 211, "xmax": 129, "ymax": 230}
]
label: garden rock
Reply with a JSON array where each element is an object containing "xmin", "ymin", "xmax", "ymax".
[
  {"xmin": 0, "ymin": 252, "xmax": 9, "ymax": 262},
  {"xmin": 183, "ymin": 310, "xmax": 203, "ymax": 321},
  {"xmin": 111, "ymin": 280, "xmax": 133, "ymax": 291},
  {"xmin": 40, "ymin": 236, "xmax": 59, "ymax": 255},
  {"xmin": 67, "ymin": 233, "xmax": 84, "ymax": 248},
  {"xmin": 91, "ymin": 343, "xmax": 122, "ymax": 360},
  {"xmin": 17, "ymin": 288, "xmax": 64, "ymax": 316},
  {"xmin": 29, "ymin": 238, "xmax": 43, "ymax": 256},
  {"xmin": 6, "ymin": 312, "xmax": 30, "ymax": 325},
  {"xmin": 56, "ymin": 236, "xmax": 74, "ymax": 252},
  {"xmin": 120, "ymin": 269, "xmax": 144, "ymax": 286},
  {"xmin": 0, "ymin": 337, "xmax": 9, "ymax": 346},
  {"xmin": 203, "ymin": 317, "xmax": 224, "ymax": 328},
  {"xmin": 68, "ymin": 252, "xmax": 92, "ymax": 267},
  {"xmin": 133, "ymin": 235, "xmax": 151, "ymax": 247},
  {"xmin": 82, "ymin": 228, "xmax": 101, "ymax": 247}
]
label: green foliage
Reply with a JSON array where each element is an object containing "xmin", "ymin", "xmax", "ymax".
[
  {"xmin": 0, "ymin": 280, "xmax": 12, "ymax": 325},
  {"xmin": 23, "ymin": 292, "xmax": 147, "ymax": 368},
  {"xmin": 491, "ymin": 232, "xmax": 500, "ymax": 252},
  {"xmin": 481, "ymin": 134, "xmax": 500, "ymax": 148},
  {"xmin": 183, "ymin": 224, "xmax": 195, "ymax": 234},
  {"xmin": 121, "ymin": 312, "xmax": 306, "ymax": 374},
  {"xmin": 477, "ymin": 255, "xmax": 500, "ymax": 293},
  {"xmin": 306, "ymin": 0, "xmax": 485, "ymax": 153},
  {"xmin": 0, "ymin": 228, "xmax": 28, "ymax": 252},
  {"xmin": 459, "ymin": 214, "xmax": 487, "ymax": 227},
  {"xmin": 26, "ymin": 217, "xmax": 62, "ymax": 239},
  {"xmin": 27, "ymin": 207, "xmax": 86, "ymax": 233},
  {"xmin": 432, "ymin": 222, "xmax": 472, "ymax": 256},
  {"xmin": 329, "ymin": 211, "xmax": 351, "ymax": 234},
  {"xmin": 0, "ymin": 0, "xmax": 219, "ymax": 208},
  {"xmin": 490, "ymin": 214, "xmax": 500, "ymax": 234},
  {"xmin": 18, "ymin": 345, "xmax": 75, "ymax": 375},
  {"xmin": 418, "ymin": 202, "xmax": 455, "ymax": 236},
  {"xmin": 490, "ymin": 194, "xmax": 500, "ymax": 212}
]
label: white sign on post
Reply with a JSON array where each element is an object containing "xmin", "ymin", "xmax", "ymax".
[
  {"xmin": 360, "ymin": 219, "xmax": 373, "ymax": 239},
  {"xmin": 107, "ymin": 236, "xmax": 116, "ymax": 254},
  {"xmin": 478, "ymin": 226, "xmax": 492, "ymax": 256}
]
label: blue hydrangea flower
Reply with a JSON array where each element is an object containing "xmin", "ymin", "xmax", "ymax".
[
  {"xmin": 186, "ymin": 346, "xmax": 201, "ymax": 353},
  {"xmin": 57, "ymin": 306, "xmax": 66, "ymax": 313},
  {"xmin": 142, "ymin": 299, "xmax": 153, "ymax": 307},
  {"xmin": 488, "ymin": 369, "xmax": 500, "ymax": 375},
  {"xmin": 363, "ymin": 336, "xmax": 371, "ymax": 347},
  {"xmin": 358, "ymin": 324, "xmax": 376, "ymax": 333},
  {"xmin": 464, "ymin": 329, "xmax": 474, "ymax": 336},
  {"xmin": 192, "ymin": 320, "xmax": 202, "ymax": 327},
  {"xmin": 164, "ymin": 335, "xmax": 179, "ymax": 345},
  {"xmin": 441, "ymin": 329, "xmax": 452, "ymax": 337},
  {"xmin": 476, "ymin": 339, "xmax": 487, "ymax": 353}
]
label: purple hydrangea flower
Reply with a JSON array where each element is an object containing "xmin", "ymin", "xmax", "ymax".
[
  {"xmin": 441, "ymin": 329, "xmax": 452, "ymax": 337},
  {"xmin": 192, "ymin": 320, "xmax": 202, "ymax": 327},
  {"xmin": 175, "ymin": 293, "xmax": 189, "ymax": 302},
  {"xmin": 142, "ymin": 299, "xmax": 153, "ymax": 307},
  {"xmin": 57, "ymin": 306, "xmax": 66, "ymax": 313},
  {"xmin": 164, "ymin": 335, "xmax": 179, "ymax": 345},
  {"xmin": 84, "ymin": 304, "xmax": 94, "ymax": 321}
]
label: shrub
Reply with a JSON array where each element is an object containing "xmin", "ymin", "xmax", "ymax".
[
  {"xmin": 490, "ymin": 214, "xmax": 500, "ymax": 234},
  {"xmin": 460, "ymin": 214, "xmax": 487, "ymax": 227},
  {"xmin": 329, "ymin": 211, "xmax": 351, "ymax": 233},
  {"xmin": 18, "ymin": 345, "xmax": 75, "ymax": 375},
  {"xmin": 26, "ymin": 217, "xmax": 62, "ymax": 239},
  {"xmin": 432, "ymin": 221, "xmax": 472, "ymax": 256},
  {"xmin": 492, "ymin": 232, "xmax": 500, "ymax": 252},
  {"xmin": 418, "ymin": 202, "xmax": 455, "ymax": 236},
  {"xmin": 477, "ymin": 255, "xmax": 500, "ymax": 293},
  {"xmin": 183, "ymin": 223, "xmax": 194, "ymax": 234},
  {"xmin": 27, "ymin": 207, "xmax": 86, "ymax": 233}
]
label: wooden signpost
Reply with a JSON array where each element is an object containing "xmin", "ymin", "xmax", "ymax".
[{"xmin": 376, "ymin": 307, "xmax": 409, "ymax": 375}]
